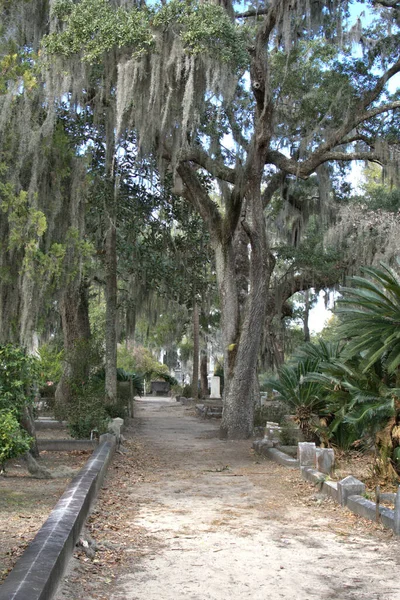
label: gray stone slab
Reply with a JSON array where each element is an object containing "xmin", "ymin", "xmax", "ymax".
[
  {"xmin": 298, "ymin": 442, "xmax": 317, "ymax": 467},
  {"xmin": 346, "ymin": 495, "xmax": 395, "ymax": 530},
  {"xmin": 322, "ymin": 480, "xmax": 339, "ymax": 502},
  {"xmin": 263, "ymin": 447, "xmax": 299, "ymax": 468},
  {"xmin": 337, "ymin": 475, "xmax": 366, "ymax": 506},
  {"xmin": 0, "ymin": 434, "xmax": 116, "ymax": 600},
  {"xmin": 316, "ymin": 448, "xmax": 335, "ymax": 475}
]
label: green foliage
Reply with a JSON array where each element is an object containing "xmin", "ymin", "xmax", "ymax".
[
  {"xmin": 67, "ymin": 379, "xmax": 109, "ymax": 439},
  {"xmin": 153, "ymin": 371, "xmax": 178, "ymax": 386},
  {"xmin": 253, "ymin": 403, "xmax": 288, "ymax": 428},
  {"xmin": 279, "ymin": 421, "xmax": 300, "ymax": 447},
  {"xmin": 0, "ymin": 409, "xmax": 32, "ymax": 469},
  {"xmin": 337, "ymin": 265, "xmax": 400, "ymax": 375},
  {"xmin": 93, "ymin": 367, "xmax": 144, "ymax": 395},
  {"xmin": 0, "ymin": 344, "xmax": 40, "ymax": 415},
  {"xmin": 45, "ymin": 0, "xmax": 247, "ymax": 67},
  {"xmin": 265, "ymin": 357, "xmax": 326, "ymax": 440},
  {"xmin": 117, "ymin": 344, "xmax": 168, "ymax": 380},
  {"xmin": 38, "ymin": 343, "xmax": 64, "ymax": 386},
  {"xmin": 0, "ymin": 173, "xmax": 47, "ymax": 251}
]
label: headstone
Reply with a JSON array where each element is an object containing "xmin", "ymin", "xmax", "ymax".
[
  {"xmin": 394, "ymin": 486, "xmax": 400, "ymax": 535},
  {"xmin": 298, "ymin": 442, "xmax": 317, "ymax": 467},
  {"xmin": 316, "ymin": 448, "xmax": 335, "ymax": 475},
  {"xmin": 210, "ymin": 376, "xmax": 221, "ymax": 398},
  {"xmin": 337, "ymin": 475, "xmax": 365, "ymax": 506},
  {"xmin": 264, "ymin": 422, "xmax": 281, "ymax": 445}
]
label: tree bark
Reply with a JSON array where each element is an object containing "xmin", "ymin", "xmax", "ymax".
[
  {"xmin": 191, "ymin": 299, "xmax": 199, "ymax": 400},
  {"xmin": 55, "ymin": 280, "xmax": 91, "ymax": 416},
  {"xmin": 104, "ymin": 219, "xmax": 118, "ymax": 403},
  {"xmin": 303, "ymin": 289, "xmax": 311, "ymax": 342},
  {"xmin": 200, "ymin": 350, "xmax": 208, "ymax": 398},
  {"xmin": 218, "ymin": 194, "xmax": 269, "ymax": 439},
  {"xmin": 20, "ymin": 404, "xmax": 39, "ymax": 458}
]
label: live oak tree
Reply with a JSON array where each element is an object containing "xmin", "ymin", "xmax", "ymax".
[{"xmin": 3, "ymin": 0, "xmax": 400, "ymax": 438}]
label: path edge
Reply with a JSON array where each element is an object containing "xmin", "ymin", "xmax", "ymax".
[{"xmin": 0, "ymin": 433, "xmax": 116, "ymax": 600}]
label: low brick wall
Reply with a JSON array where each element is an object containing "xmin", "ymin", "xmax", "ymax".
[{"xmin": 0, "ymin": 433, "xmax": 116, "ymax": 600}]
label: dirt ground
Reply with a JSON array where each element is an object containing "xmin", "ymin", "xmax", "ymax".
[
  {"xmin": 0, "ymin": 447, "xmax": 90, "ymax": 582},
  {"xmin": 47, "ymin": 397, "xmax": 400, "ymax": 600}
]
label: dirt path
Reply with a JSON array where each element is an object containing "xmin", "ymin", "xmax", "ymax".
[{"xmin": 56, "ymin": 398, "xmax": 400, "ymax": 600}]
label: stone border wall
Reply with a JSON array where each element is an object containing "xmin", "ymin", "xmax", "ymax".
[
  {"xmin": 0, "ymin": 433, "xmax": 116, "ymax": 600},
  {"xmin": 253, "ymin": 439, "xmax": 400, "ymax": 536}
]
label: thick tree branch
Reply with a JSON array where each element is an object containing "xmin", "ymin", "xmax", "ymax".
[
  {"xmin": 354, "ymin": 100, "xmax": 400, "ymax": 127},
  {"xmin": 262, "ymin": 172, "xmax": 286, "ymax": 208},
  {"xmin": 235, "ymin": 8, "xmax": 270, "ymax": 18},
  {"xmin": 179, "ymin": 146, "xmax": 236, "ymax": 184},
  {"xmin": 176, "ymin": 163, "xmax": 223, "ymax": 242}
]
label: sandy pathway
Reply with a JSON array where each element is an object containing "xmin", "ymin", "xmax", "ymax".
[{"xmin": 56, "ymin": 398, "xmax": 400, "ymax": 600}]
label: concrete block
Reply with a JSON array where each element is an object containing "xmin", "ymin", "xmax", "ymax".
[
  {"xmin": 337, "ymin": 476, "xmax": 365, "ymax": 506},
  {"xmin": 263, "ymin": 447, "xmax": 299, "ymax": 468},
  {"xmin": 298, "ymin": 442, "xmax": 317, "ymax": 467},
  {"xmin": 316, "ymin": 448, "xmax": 335, "ymax": 475},
  {"xmin": 322, "ymin": 480, "xmax": 339, "ymax": 502},
  {"xmin": 346, "ymin": 495, "xmax": 395, "ymax": 530}
]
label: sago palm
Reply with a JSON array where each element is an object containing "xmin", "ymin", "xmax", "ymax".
[
  {"xmin": 336, "ymin": 265, "xmax": 400, "ymax": 376},
  {"xmin": 266, "ymin": 357, "xmax": 326, "ymax": 441}
]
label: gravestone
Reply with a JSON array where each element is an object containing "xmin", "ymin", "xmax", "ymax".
[
  {"xmin": 210, "ymin": 376, "xmax": 221, "ymax": 398},
  {"xmin": 316, "ymin": 448, "xmax": 335, "ymax": 475},
  {"xmin": 298, "ymin": 442, "xmax": 317, "ymax": 467},
  {"xmin": 337, "ymin": 475, "xmax": 365, "ymax": 506}
]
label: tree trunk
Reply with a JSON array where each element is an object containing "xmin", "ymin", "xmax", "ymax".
[
  {"xmin": 55, "ymin": 280, "xmax": 91, "ymax": 417},
  {"xmin": 303, "ymin": 289, "xmax": 311, "ymax": 342},
  {"xmin": 20, "ymin": 404, "xmax": 39, "ymax": 458},
  {"xmin": 125, "ymin": 303, "xmax": 136, "ymax": 348},
  {"xmin": 218, "ymin": 195, "xmax": 269, "ymax": 439},
  {"xmin": 191, "ymin": 299, "xmax": 199, "ymax": 400},
  {"xmin": 105, "ymin": 219, "xmax": 118, "ymax": 403},
  {"xmin": 200, "ymin": 350, "xmax": 208, "ymax": 398}
]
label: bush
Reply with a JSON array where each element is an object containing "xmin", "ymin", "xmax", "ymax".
[
  {"xmin": 117, "ymin": 344, "xmax": 168, "ymax": 380},
  {"xmin": 66, "ymin": 380, "xmax": 109, "ymax": 439},
  {"xmin": 0, "ymin": 410, "xmax": 33, "ymax": 470},
  {"xmin": 37, "ymin": 342, "xmax": 64, "ymax": 388},
  {"xmin": 0, "ymin": 344, "xmax": 40, "ymax": 415},
  {"xmin": 253, "ymin": 403, "xmax": 288, "ymax": 428},
  {"xmin": 279, "ymin": 421, "xmax": 300, "ymax": 446}
]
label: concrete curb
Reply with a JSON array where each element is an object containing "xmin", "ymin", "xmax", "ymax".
[
  {"xmin": 254, "ymin": 442, "xmax": 400, "ymax": 534},
  {"xmin": 0, "ymin": 433, "xmax": 116, "ymax": 600},
  {"xmin": 252, "ymin": 440, "xmax": 299, "ymax": 468},
  {"xmin": 346, "ymin": 495, "xmax": 395, "ymax": 530}
]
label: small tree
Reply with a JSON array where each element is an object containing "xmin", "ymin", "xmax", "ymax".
[
  {"xmin": 0, "ymin": 344, "xmax": 40, "ymax": 455},
  {"xmin": 0, "ymin": 410, "xmax": 32, "ymax": 472}
]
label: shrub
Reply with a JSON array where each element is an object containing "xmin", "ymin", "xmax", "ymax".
[
  {"xmin": 117, "ymin": 344, "xmax": 168, "ymax": 380},
  {"xmin": 0, "ymin": 344, "xmax": 40, "ymax": 415},
  {"xmin": 66, "ymin": 380, "xmax": 109, "ymax": 439},
  {"xmin": 37, "ymin": 342, "xmax": 64, "ymax": 388},
  {"xmin": 0, "ymin": 410, "xmax": 33, "ymax": 470},
  {"xmin": 253, "ymin": 403, "xmax": 288, "ymax": 428}
]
